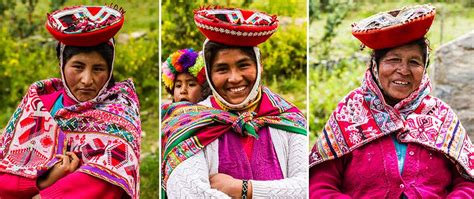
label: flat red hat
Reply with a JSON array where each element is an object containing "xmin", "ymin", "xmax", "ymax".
[
  {"xmin": 194, "ymin": 7, "xmax": 278, "ymax": 47},
  {"xmin": 352, "ymin": 4, "xmax": 435, "ymax": 50},
  {"xmin": 46, "ymin": 5, "xmax": 124, "ymax": 46}
]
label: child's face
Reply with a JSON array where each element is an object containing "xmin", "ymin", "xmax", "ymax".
[{"xmin": 173, "ymin": 73, "xmax": 203, "ymax": 103}]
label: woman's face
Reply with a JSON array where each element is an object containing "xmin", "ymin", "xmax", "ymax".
[
  {"xmin": 378, "ymin": 44, "xmax": 424, "ymax": 104},
  {"xmin": 64, "ymin": 52, "xmax": 110, "ymax": 102},
  {"xmin": 173, "ymin": 73, "xmax": 202, "ymax": 103},
  {"xmin": 210, "ymin": 49, "xmax": 257, "ymax": 105}
]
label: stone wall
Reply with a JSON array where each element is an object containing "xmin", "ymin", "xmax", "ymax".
[{"xmin": 432, "ymin": 31, "xmax": 474, "ymax": 139}]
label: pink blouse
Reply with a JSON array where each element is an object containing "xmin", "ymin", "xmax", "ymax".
[{"xmin": 310, "ymin": 135, "xmax": 474, "ymax": 198}]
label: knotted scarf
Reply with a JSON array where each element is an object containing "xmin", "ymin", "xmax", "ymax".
[{"xmin": 161, "ymin": 87, "xmax": 306, "ymax": 192}]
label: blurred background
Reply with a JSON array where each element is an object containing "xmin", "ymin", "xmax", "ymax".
[
  {"xmin": 308, "ymin": 0, "xmax": 474, "ymax": 144},
  {"xmin": 0, "ymin": 0, "xmax": 159, "ymax": 198},
  {"xmin": 161, "ymin": 0, "xmax": 307, "ymax": 114}
]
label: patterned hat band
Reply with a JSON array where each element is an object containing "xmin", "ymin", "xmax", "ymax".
[
  {"xmin": 195, "ymin": 22, "xmax": 277, "ymax": 37},
  {"xmin": 46, "ymin": 5, "xmax": 125, "ymax": 47},
  {"xmin": 194, "ymin": 7, "xmax": 278, "ymax": 47},
  {"xmin": 351, "ymin": 4, "xmax": 435, "ymax": 50}
]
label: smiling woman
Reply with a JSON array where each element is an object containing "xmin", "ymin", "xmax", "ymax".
[
  {"xmin": 374, "ymin": 39, "xmax": 427, "ymax": 106},
  {"xmin": 161, "ymin": 6, "xmax": 307, "ymax": 199},
  {"xmin": 309, "ymin": 4, "xmax": 474, "ymax": 198},
  {"xmin": 208, "ymin": 46, "xmax": 258, "ymax": 105}
]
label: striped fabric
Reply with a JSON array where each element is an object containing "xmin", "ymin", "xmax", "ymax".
[{"xmin": 161, "ymin": 87, "xmax": 307, "ymax": 194}]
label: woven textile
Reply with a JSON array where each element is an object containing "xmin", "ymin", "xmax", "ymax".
[
  {"xmin": 351, "ymin": 4, "xmax": 435, "ymax": 49},
  {"xmin": 0, "ymin": 78, "xmax": 141, "ymax": 198},
  {"xmin": 161, "ymin": 87, "xmax": 306, "ymax": 191},
  {"xmin": 309, "ymin": 69, "xmax": 474, "ymax": 180},
  {"xmin": 46, "ymin": 5, "xmax": 124, "ymax": 46}
]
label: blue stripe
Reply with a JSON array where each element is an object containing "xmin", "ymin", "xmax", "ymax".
[
  {"xmin": 447, "ymin": 120, "xmax": 460, "ymax": 153},
  {"xmin": 323, "ymin": 128, "xmax": 338, "ymax": 158}
]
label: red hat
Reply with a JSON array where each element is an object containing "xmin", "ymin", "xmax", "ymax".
[
  {"xmin": 46, "ymin": 5, "xmax": 125, "ymax": 46},
  {"xmin": 194, "ymin": 7, "xmax": 278, "ymax": 47},
  {"xmin": 352, "ymin": 4, "xmax": 435, "ymax": 50}
]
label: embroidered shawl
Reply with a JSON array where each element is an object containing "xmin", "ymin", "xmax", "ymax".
[
  {"xmin": 309, "ymin": 69, "xmax": 474, "ymax": 180},
  {"xmin": 161, "ymin": 87, "xmax": 307, "ymax": 191},
  {"xmin": 0, "ymin": 78, "xmax": 141, "ymax": 198}
]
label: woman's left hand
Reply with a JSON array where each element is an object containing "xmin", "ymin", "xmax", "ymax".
[{"xmin": 209, "ymin": 173, "xmax": 243, "ymax": 198}]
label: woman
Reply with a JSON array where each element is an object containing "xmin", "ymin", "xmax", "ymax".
[
  {"xmin": 162, "ymin": 7, "xmax": 307, "ymax": 198},
  {"xmin": 0, "ymin": 5, "xmax": 141, "ymax": 199},
  {"xmin": 309, "ymin": 4, "xmax": 474, "ymax": 198},
  {"xmin": 162, "ymin": 48, "xmax": 210, "ymax": 103}
]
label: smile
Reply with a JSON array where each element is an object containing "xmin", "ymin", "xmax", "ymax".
[
  {"xmin": 228, "ymin": 86, "xmax": 246, "ymax": 93},
  {"xmin": 393, "ymin": 80, "xmax": 409, "ymax": 85}
]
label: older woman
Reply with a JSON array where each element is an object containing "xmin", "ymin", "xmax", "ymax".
[
  {"xmin": 0, "ymin": 5, "xmax": 141, "ymax": 199},
  {"xmin": 309, "ymin": 4, "xmax": 474, "ymax": 198},
  {"xmin": 162, "ymin": 48, "xmax": 210, "ymax": 103},
  {"xmin": 161, "ymin": 7, "xmax": 307, "ymax": 198}
]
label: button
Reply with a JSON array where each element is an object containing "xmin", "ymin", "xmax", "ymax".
[
  {"xmin": 400, "ymin": 184, "xmax": 405, "ymax": 189},
  {"xmin": 409, "ymin": 151, "xmax": 414, "ymax": 156}
]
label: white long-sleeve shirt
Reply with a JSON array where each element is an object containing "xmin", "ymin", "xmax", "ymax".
[{"xmin": 166, "ymin": 97, "xmax": 308, "ymax": 198}]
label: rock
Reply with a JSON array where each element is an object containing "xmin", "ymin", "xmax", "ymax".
[{"xmin": 432, "ymin": 31, "xmax": 474, "ymax": 139}]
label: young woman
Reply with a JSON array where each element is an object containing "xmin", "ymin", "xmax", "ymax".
[
  {"xmin": 0, "ymin": 5, "xmax": 141, "ymax": 199},
  {"xmin": 309, "ymin": 4, "xmax": 474, "ymax": 198},
  {"xmin": 162, "ymin": 7, "xmax": 307, "ymax": 198}
]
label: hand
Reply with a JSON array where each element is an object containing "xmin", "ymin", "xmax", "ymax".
[
  {"xmin": 37, "ymin": 152, "xmax": 80, "ymax": 190},
  {"xmin": 209, "ymin": 173, "xmax": 251, "ymax": 198}
]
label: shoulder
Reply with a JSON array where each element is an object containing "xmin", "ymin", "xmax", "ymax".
[
  {"xmin": 198, "ymin": 96, "xmax": 212, "ymax": 107},
  {"xmin": 421, "ymin": 95, "xmax": 457, "ymax": 114},
  {"xmin": 108, "ymin": 79, "xmax": 140, "ymax": 104}
]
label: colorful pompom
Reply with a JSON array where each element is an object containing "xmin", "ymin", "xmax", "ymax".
[
  {"xmin": 188, "ymin": 54, "xmax": 205, "ymax": 77},
  {"xmin": 161, "ymin": 61, "xmax": 175, "ymax": 90},
  {"xmin": 161, "ymin": 48, "xmax": 206, "ymax": 91},
  {"xmin": 178, "ymin": 49, "xmax": 199, "ymax": 70}
]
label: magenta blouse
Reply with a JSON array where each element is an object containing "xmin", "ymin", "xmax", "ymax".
[{"xmin": 309, "ymin": 135, "xmax": 474, "ymax": 198}]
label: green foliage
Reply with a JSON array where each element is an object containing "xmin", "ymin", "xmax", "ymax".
[
  {"xmin": 140, "ymin": 153, "xmax": 160, "ymax": 199},
  {"xmin": 311, "ymin": 1, "xmax": 352, "ymax": 59},
  {"xmin": 260, "ymin": 22, "xmax": 306, "ymax": 83},
  {"xmin": 249, "ymin": 0, "xmax": 306, "ymax": 17},
  {"xmin": 114, "ymin": 31, "xmax": 159, "ymax": 110},
  {"xmin": 0, "ymin": 0, "xmax": 47, "ymax": 38},
  {"xmin": 161, "ymin": 1, "xmax": 205, "ymax": 60}
]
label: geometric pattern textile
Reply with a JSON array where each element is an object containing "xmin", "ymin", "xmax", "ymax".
[
  {"xmin": 309, "ymin": 69, "xmax": 474, "ymax": 181},
  {"xmin": 0, "ymin": 78, "xmax": 141, "ymax": 198}
]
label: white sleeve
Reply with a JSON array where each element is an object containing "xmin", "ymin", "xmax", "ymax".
[
  {"xmin": 251, "ymin": 132, "xmax": 308, "ymax": 198},
  {"xmin": 166, "ymin": 151, "xmax": 231, "ymax": 199}
]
